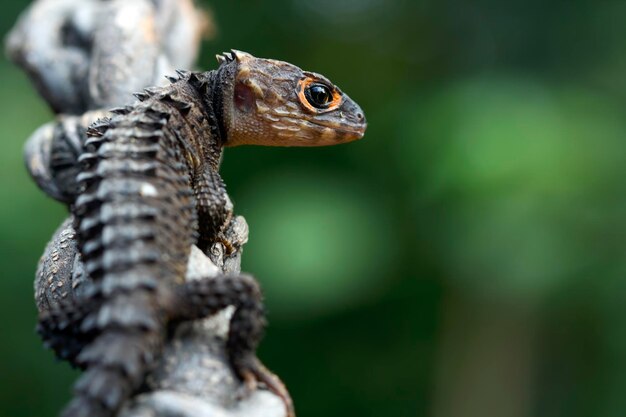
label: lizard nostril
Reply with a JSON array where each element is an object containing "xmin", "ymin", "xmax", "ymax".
[{"xmin": 356, "ymin": 112, "xmax": 364, "ymax": 120}]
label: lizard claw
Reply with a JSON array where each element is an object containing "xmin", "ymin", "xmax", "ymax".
[{"xmin": 235, "ymin": 355, "xmax": 295, "ymax": 417}]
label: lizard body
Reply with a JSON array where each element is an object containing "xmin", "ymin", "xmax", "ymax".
[{"xmin": 37, "ymin": 50, "xmax": 366, "ymax": 417}]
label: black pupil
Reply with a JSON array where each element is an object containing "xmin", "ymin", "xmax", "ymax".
[{"xmin": 306, "ymin": 84, "xmax": 332, "ymax": 108}]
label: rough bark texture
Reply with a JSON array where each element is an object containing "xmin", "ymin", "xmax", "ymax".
[{"xmin": 6, "ymin": 0, "xmax": 210, "ymax": 114}]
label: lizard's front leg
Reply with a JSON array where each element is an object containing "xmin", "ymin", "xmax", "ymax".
[
  {"xmin": 192, "ymin": 167, "xmax": 294, "ymax": 416},
  {"xmin": 193, "ymin": 166, "xmax": 237, "ymax": 255}
]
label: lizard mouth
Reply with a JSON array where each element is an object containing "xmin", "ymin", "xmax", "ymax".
[
  {"xmin": 336, "ymin": 126, "xmax": 366, "ymax": 140},
  {"xmin": 312, "ymin": 121, "xmax": 367, "ymax": 142}
]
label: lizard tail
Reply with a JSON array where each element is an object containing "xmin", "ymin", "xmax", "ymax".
[
  {"xmin": 62, "ymin": 369, "xmax": 132, "ymax": 417},
  {"xmin": 62, "ymin": 104, "xmax": 196, "ymax": 416},
  {"xmin": 61, "ymin": 291, "xmax": 163, "ymax": 417}
]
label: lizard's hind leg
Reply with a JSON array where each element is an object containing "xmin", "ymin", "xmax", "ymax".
[
  {"xmin": 37, "ymin": 297, "xmax": 100, "ymax": 365},
  {"xmin": 171, "ymin": 274, "xmax": 295, "ymax": 417},
  {"xmin": 35, "ymin": 217, "xmax": 99, "ymax": 364},
  {"xmin": 35, "ymin": 218, "xmax": 81, "ymax": 312}
]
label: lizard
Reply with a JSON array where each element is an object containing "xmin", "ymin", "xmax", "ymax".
[{"xmin": 36, "ymin": 50, "xmax": 367, "ymax": 417}]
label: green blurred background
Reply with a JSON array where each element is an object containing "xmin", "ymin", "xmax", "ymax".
[{"xmin": 1, "ymin": 1, "xmax": 626, "ymax": 416}]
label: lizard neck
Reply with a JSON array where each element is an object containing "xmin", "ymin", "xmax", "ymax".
[
  {"xmin": 187, "ymin": 70, "xmax": 229, "ymax": 167},
  {"xmin": 207, "ymin": 69, "xmax": 229, "ymax": 149}
]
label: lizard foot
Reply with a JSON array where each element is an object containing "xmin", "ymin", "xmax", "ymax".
[{"xmin": 233, "ymin": 354, "xmax": 295, "ymax": 417}]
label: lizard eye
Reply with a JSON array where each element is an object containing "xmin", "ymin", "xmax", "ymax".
[
  {"xmin": 305, "ymin": 83, "xmax": 333, "ymax": 109},
  {"xmin": 298, "ymin": 77, "xmax": 342, "ymax": 112}
]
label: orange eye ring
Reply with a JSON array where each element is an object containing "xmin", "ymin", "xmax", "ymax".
[{"xmin": 298, "ymin": 78, "xmax": 342, "ymax": 113}]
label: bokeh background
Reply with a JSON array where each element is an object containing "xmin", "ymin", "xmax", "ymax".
[{"xmin": 1, "ymin": 1, "xmax": 626, "ymax": 416}]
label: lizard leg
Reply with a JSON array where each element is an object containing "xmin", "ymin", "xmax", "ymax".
[
  {"xmin": 35, "ymin": 218, "xmax": 80, "ymax": 311},
  {"xmin": 35, "ymin": 217, "xmax": 98, "ymax": 364},
  {"xmin": 37, "ymin": 297, "xmax": 99, "ymax": 366},
  {"xmin": 193, "ymin": 167, "xmax": 236, "ymax": 253},
  {"xmin": 171, "ymin": 274, "xmax": 295, "ymax": 417}
]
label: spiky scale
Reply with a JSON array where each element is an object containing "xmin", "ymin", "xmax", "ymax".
[
  {"xmin": 132, "ymin": 92, "xmax": 149, "ymax": 102},
  {"xmin": 231, "ymin": 49, "xmax": 252, "ymax": 62},
  {"xmin": 159, "ymin": 94, "xmax": 193, "ymax": 115},
  {"xmin": 109, "ymin": 107, "xmax": 131, "ymax": 116},
  {"xmin": 175, "ymin": 69, "xmax": 190, "ymax": 79},
  {"xmin": 143, "ymin": 87, "xmax": 160, "ymax": 96},
  {"xmin": 188, "ymin": 72, "xmax": 201, "ymax": 85},
  {"xmin": 86, "ymin": 118, "xmax": 111, "ymax": 137}
]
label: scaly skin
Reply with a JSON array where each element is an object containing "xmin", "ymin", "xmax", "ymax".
[{"xmin": 36, "ymin": 50, "xmax": 367, "ymax": 417}]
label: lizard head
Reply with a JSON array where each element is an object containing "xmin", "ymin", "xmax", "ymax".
[{"xmin": 215, "ymin": 50, "xmax": 367, "ymax": 147}]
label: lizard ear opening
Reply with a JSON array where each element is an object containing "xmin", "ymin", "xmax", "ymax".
[{"xmin": 234, "ymin": 82, "xmax": 256, "ymax": 113}]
